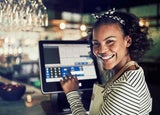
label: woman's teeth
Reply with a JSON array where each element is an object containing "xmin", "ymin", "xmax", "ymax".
[{"xmin": 99, "ymin": 55, "xmax": 114, "ymax": 60}]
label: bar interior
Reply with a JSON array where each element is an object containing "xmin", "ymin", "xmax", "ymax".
[{"xmin": 0, "ymin": 0, "xmax": 160, "ymax": 114}]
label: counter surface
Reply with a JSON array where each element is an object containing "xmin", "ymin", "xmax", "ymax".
[{"xmin": 0, "ymin": 76, "xmax": 50, "ymax": 115}]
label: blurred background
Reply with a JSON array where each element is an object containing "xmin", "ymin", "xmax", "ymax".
[
  {"xmin": 0, "ymin": 0, "xmax": 159, "ymax": 87},
  {"xmin": 0, "ymin": 0, "xmax": 159, "ymax": 114}
]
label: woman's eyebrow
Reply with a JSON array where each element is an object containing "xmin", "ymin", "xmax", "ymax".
[
  {"xmin": 92, "ymin": 36, "xmax": 116, "ymax": 42},
  {"xmin": 103, "ymin": 36, "xmax": 116, "ymax": 41}
]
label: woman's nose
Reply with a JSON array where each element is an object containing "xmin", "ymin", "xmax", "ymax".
[{"xmin": 98, "ymin": 44, "xmax": 108, "ymax": 53}]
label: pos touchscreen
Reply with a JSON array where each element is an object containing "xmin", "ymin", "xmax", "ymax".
[{"xmin": 38, "ymin": 40, "xmax": 99, "ymax": 94}]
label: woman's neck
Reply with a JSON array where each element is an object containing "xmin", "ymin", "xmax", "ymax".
[{"xmin": 114, "ymin": 56, "xmax": 131, "ymax": 74}]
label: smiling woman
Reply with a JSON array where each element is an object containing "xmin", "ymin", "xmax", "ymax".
[
  {"xmin": 92, "ymin": 24, "xmax": 131, "ymax": 71},
  {"xmin": 59, "ymin": 9, "xmax": 153, "ymax": 115}
]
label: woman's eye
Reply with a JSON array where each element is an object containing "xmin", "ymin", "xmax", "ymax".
[{"xmin": 106, "ymin": 40, "xmax": 114, "ymax": 44}]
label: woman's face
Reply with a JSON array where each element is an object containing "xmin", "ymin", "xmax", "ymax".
[{"xmin": 92, "ymin": 24, "xmax": 131, "ymax": 71}]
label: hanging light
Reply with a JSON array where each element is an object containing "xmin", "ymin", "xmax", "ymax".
[
  {"xmin": 80, "ymin": 24, "xmax": 86, "ymax": 31},
  {"xmin": 139, "ymin": 18, "xmax": 149, "ymax": 33},
  {"xmin": 139, "ymin": 18, "xmax": 150, "ymax": 28},
  {"xmin": 0, "ymin": 0, "xmax": 48, "ymax": 32},
  {"xmin": 59, "ymin": 22, "xmax": 66, "ymax": 30}
]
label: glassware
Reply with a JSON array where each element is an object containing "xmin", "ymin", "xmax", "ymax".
[{"xmin": 0, "ymin": 0, "xmax": 48, "ymax": 32}]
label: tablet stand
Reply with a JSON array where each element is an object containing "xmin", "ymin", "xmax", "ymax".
[
  {"xmin": 50, "ymin": 93, "xmax": 71, "ymax": 113},
  {"xmin": 41, "ymin": 90, "xmax": 92, "ymax": 115}
]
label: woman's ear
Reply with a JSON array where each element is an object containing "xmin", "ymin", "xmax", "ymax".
[{"xmin": 125, "ymin": 36, "xmax": 132, "ymax": 47}]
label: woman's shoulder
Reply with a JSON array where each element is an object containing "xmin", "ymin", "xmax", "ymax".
[
  {"xmin": 121, "ymin": 66, "xmax": 146, "ymax": 85},
  {"xmin": 115, "ymin": 66, "xmax": 144, "ymax": 84}
]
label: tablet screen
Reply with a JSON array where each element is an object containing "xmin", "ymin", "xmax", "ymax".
[{"xmin": 39, "ymin": 40, "xmax": 99, "ymax": 94}]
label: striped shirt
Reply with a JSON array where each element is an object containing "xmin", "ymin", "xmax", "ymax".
[{"xmin": 66, "ymin": 66, "xmax": 152, "ymax": 115}]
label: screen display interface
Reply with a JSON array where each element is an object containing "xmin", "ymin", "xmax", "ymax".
[{"xmin": 42, "ymin": 43, "xmax": 97, "ymax": 83}]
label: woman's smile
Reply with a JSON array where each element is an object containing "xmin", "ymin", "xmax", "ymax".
[{"xmin": 98, "ymin": 53, "xmax": 115, "ymax": 61}]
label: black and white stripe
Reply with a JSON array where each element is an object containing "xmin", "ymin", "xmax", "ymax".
[
  {"xmin": 66, "ymin": 66, "xmax": 152, "ymax": 115},
  {"xmin": 99, "ymin": 67, "xmax": 152, "ymax": 115}
]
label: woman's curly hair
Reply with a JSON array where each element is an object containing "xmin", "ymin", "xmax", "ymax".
[{"xmin": 90, "ymin": 11, "xmax": 153, "ymax": 61}]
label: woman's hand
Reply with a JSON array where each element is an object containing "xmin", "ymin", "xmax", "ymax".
[{"xmin": 60, "ymin": 76, "xmax": 79, "ymax": 94}]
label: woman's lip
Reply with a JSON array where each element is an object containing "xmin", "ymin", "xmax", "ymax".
[{"xmin": 98, "ymin": 54, "xmax": 114, "ymax": 60}]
